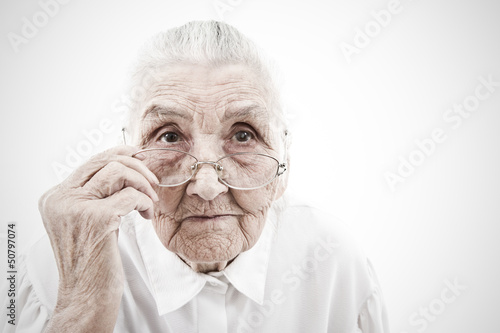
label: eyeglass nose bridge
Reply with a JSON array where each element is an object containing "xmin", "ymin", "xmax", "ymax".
[{"xmin": 190, "ymin": 161, "xmax": 224, "ymax": 173}]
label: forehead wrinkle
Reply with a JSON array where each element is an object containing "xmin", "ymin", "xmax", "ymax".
[{"xmin": 142, "ymin": 104, "xmax": 193, "ymax": 122}]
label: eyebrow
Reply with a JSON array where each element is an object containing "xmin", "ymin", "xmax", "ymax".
[
  {"xmin": 142, "ymin": 103, "xmax": 268, "ymax": 122},
  {"xmin": 222, "ymin": 104, "xmax": 269, "ymax": 122}
]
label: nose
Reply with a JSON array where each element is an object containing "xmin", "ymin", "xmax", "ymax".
[{"xmin": 186, "ymin": 162, "xmax": 228, "ymax": 201}]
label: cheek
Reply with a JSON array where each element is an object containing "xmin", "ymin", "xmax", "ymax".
[
  {"xmin": 152, "ymin": 186, "xmax": 185, "ymax": 244},
  {"xmin": 155, "ymin": 186, "xmax": 185, "ymax": 214},
  {"xmin": 232, "ymin": 182, "xmax": 278, "ymax": 214},
  {"xmin": 231, "ymin": 183, "xmax": 278, "ymax": 249}
]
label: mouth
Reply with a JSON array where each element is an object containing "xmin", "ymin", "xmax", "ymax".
[{"xmin": 182, "ymin": 214, "xmax": 235, "ymax": 223}]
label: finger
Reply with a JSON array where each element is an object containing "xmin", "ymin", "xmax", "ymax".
[
  {"xmin": 139, "ymin": 210, "xmax": 154, "ymax": 220},
  {"xmin": 114, "ymin": 155, "xmax": 159, "ymax": 185},
  {"xmin": 66, "ymin": 145, "xmax": 159, "ymax": 188},
  {"xmin": 84, "ymin": 161, "xmax": 159, "ymax": 202},
  {"xmin": 104, "ymin": 187, "xmax": 155, "ymax": 221},
  {"xmin": 66, "ymin": 145, "xmax": 137, "ymax": 187}
]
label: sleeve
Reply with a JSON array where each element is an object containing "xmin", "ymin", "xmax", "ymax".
[
  {"xmin": 1, "ymin": 255, "xmax": 50, "ymax": 333},
  {"xmin": 357, "ymin": 260, "xmax": 390, "ymax": 333}
]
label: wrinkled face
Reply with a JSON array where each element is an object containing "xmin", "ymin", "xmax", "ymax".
[{"xmin": 136, "ymin": 64, "xmax": 284, "ymax": 270}]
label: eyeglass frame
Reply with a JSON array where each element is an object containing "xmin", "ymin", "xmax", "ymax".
[{"xmin": 132, "ymin": 147, "xmax": 287, "ymax": 191}]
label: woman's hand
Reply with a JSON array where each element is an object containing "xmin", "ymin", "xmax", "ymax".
[{"xmin": 38, "ymin": 145, "xmax": 159, "ymax": 332}]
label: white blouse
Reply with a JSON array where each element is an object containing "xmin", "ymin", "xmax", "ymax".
[{"xmin": 2, "ymin": 198, "xmax": 389, "ymax": 332}]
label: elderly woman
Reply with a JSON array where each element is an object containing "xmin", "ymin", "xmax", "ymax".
[{"xmin": 6, "ymin": 21, "xmax": 388, "ymax": 332}]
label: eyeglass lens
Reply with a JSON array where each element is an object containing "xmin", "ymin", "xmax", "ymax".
[{"xmin": 135, "ymin": 149, "xmax": 279, "ymax": 188}]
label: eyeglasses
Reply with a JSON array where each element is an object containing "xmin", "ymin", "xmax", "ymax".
[{"xmin": 133, "ymin": 148, "xmax": 287, "ymax": 190}]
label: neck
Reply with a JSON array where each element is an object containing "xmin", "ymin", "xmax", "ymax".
[{"xmin": 187, "ymin": 261, "xmax": 229, "ymax": 273}]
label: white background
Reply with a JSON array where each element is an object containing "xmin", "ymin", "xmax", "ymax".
[{"xmin": 1, "ymin": 0, "xmax": 499, "ymax": 332}]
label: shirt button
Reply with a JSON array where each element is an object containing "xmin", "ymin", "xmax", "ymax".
[{"xmin": 209, "ymin": 281, "xmax": 218, "ymax": 287}]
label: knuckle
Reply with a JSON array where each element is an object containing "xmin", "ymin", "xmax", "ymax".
[
  {"xmin": 91, "ymin": 146, "xmax": 134, "ymax": 163},
  {"xmin": 102, "ymin": 162, "xmax": 130, "ymax": 185},
  {"xmin": 84, "ymin": 150, "xmax": 124, "ymax": 173},
  {"xmin": 119, "ymin": 187, "xmax": 138, "ymax": 201},
  {"xmin": 89, "ymin": 149, "xmax": 114, "ymax": 163},
  {"xmin": 38, "ymin": 185, "xmax": 62, "ymax": 215},
  {"xmin": 105, "ymin": 161, "xmax": 124, "ymax": 174},
  {"xmin": 120, "ymin": 187, "xmax": 151, "ymax": 208},
  {"xmin": 83, "ymin": 153, "xmax": 109, "ymax": 171},
  {"xmin": 91, "ymin": 162, "xmax": 125, "ymax": 188},
  {"xmin": 38, "ymin": 191, "xmax": 49, "ymax": 214}
]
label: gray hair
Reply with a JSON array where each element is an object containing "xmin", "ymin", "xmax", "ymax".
[{"xmin": 126, "ymin": 20, "xmax": 288, "ymax": 149}]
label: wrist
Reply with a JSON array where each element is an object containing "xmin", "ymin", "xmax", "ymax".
[{"xmin": 47, "ymin": 291, "xmax": 121, "ymax": 333}]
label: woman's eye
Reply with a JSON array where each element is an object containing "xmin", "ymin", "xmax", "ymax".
[
  {"xmin": 160, "ymin": 132, "xmax": 180, "ymax": 143},
  {"xmin": 234, "ymin": 131, "xmax": 253, "ymax": 142}
]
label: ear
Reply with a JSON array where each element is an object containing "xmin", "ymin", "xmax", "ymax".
[
  {"xmin": 274, "ymin": 129, "xmax": 290, "ymax": 200},
  {"xmin": 274, "ymin": 158, "xmax": 289, "ymax": 201}
]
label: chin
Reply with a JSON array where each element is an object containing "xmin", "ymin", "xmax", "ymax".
[
  {"xmin": 175, "ymin": 231, "xmax": 243, "ymax": 263},
  {"xmin": 152, "ymin": 208, "xmax": 264, "ymax": 271}
]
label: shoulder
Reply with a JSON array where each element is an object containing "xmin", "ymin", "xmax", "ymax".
[
  {"xmin": 270, "ymin": 195, "xmax": 377, "ymax": 306},
  {"xmin": 275, "ymin": 196, "xmax": 365, "ymax": 262}
]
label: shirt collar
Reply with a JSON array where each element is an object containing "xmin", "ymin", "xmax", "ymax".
[
  {"xmin": 222, "ymin": 209, "xmax": 277, "ymax": 305},
  {"xmin": 133, "ymin": 208, "xmax": 278, "ymax": 316}
]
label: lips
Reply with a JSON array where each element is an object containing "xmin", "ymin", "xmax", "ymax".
[{"xmin": 182, "ymin": 214, "xmax": 234, "ymax": 222}]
